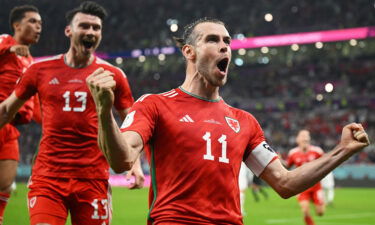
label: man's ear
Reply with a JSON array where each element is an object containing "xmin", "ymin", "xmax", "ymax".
[
  {"xmin": 182, "ymin": 44, "xmax": 196, "ymax": 61},
  {"xmin": 64, "ymin": 25, "xmax": 71, "ymax": 38},
  {"xmin": 12, "ymin": 22, "xmax": 20, "ymax": 33}
]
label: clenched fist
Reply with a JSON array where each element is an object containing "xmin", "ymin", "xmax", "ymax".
[
  {"xmin": 10, "ymin": 45, "xmax": 30, "ymax": 57},
  {"xmin": 340, "ymin": 123, "xmax": 370, "ymax": 155},
  {"xmin": 86, "ymin": 67, "xmax": 116, "ymax": 114}
]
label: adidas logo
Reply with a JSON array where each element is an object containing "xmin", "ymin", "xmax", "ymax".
[
  {"xmin": 179, "ymin": 114, "xmax": 194, "ymax": 122},
  {"xmin": 49, "ymin": 77, "xmax": 59, "ymax": 85}
]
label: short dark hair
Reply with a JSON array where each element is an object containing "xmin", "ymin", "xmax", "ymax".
[
  {"xmin": 9, "ymin": 5, "xmax": 39, "ymax": 32},
  {"xmin": 174, "ymin": 17, "xmax": 226, "ymax": 49},
  {"xmin": 65, "ymin": 1, "xmax": 108, "ymax": 25}
]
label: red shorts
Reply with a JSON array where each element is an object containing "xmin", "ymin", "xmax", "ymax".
[
  {"xmin": 297, "ymin": 183, "xmax": 324, "ymax": 206},
  {"xmin": 28, "ymin": 175, "xmax": 112, "ymax": 225},
  {"xmin": 0, "ymin": 124, "xmax": 20, "ymax": 161}
]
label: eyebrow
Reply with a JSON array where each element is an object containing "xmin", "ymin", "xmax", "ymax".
[{"xmin": 204, "ymin": 34, "xmax": 232, "ymax": 42}]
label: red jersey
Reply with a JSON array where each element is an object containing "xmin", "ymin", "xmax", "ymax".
[
  {"xmin": 287, "ymin": 145, "xmax": 324, "ymax": 191},
  {"xmin": 0, "ymin": 34, "xmax": 34, "ymax": 126},
  {"xmin": 287, "ymin": 145, "xmax": 324, "ymax": 168},
  {"xmin": 15, "ymin": 54, "xmax": 134, "ymax": 179},
  {"xmin": 0, "ymin": 34, "xmax": 33, "ymax": 101},
  {"xmin": 121, "ymin": 88, "xmax": 277, "ymax": 225}
]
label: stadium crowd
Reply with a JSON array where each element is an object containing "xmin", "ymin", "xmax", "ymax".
[
  {"xmin": 2, "ymin": 0, "xmax": 373, "ymax": 167},
  {"xmin": 2, "ymin": 0, "xmax": 375, "ymax": 55}
]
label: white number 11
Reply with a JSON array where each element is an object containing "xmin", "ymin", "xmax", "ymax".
[{"xmin": 203, "ymin": 132, "xmax": 229, "ymax": 164}]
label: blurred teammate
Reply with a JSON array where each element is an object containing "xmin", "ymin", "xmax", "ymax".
[
  {"xmin": 251, "ymin": 175, "xmax": 268, "ymax": 202},
  {"xmin": 239, "ymin": 162, "xmax": 254, "ymax": 214},
  {"xmin": 0, "ymin": 5, "xmax": 41, "ymax": 225},
  {"xmin": 87, "ymin": 18, "xmax": 370, "ymax": 224},
  {"xmin": 321, "ymin": 172, "xmax": 335, "ymax": 206},
  {"xmin": 0, "ymin": 2, "xmax": 143, "ymax": 225},
  {"xmin": 287, "ymin": 130, "xmax": 325, "ymax": 225}
]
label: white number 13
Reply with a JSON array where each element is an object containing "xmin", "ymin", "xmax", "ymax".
[
  {"xmin": 62, "ymin": 91, "xmax": 87, "ymax": 112},
  {"xmin": 203, "ymin": 132, "xmax": 229, "ymax": 163}
]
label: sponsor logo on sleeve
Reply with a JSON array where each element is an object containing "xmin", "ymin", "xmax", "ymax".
[
  {"xmin": 121, "ymin": 110, "xmax": 136, "ymax": 128},
  {"xmin": 225, "ymin": 116, "xmax": 240, "ymax": 133}
]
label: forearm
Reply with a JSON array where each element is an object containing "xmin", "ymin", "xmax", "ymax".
[
  {"xmin": 283, "ymin": 145, "xmax": 351, "ymax": 197},
  {"xmin": 98, "ymin": 109, "xmax": 138, "ymax": 173},
  {"xmin": 0, "ymin": 93, "xmax": 25, "ymax": 128}
]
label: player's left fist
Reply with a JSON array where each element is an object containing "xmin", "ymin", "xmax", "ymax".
[{"xmin": 341, "ymin": 123, "xmax": 370, "ymax": 153}]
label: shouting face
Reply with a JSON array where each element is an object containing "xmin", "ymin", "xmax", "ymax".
[
  {"xmin": 191, "ymin": 22, "xmax": 231, "ymax": 87},
  {"xmin": 65, "ymin": 12, "xmax": 102, "ymax": 56}
]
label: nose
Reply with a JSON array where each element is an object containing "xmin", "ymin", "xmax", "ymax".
[
  {"xmin": 35, "ymin": 21, "xmax": 42, "ymax": 31},
  {"xmin": 86, "ymin": 26, "xmax": 96, "ymax": 36},
  {"xmin": 220, "ymin": 43, "xmax": 228, "ymax": 53}
]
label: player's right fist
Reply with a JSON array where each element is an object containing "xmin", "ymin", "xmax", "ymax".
[
  {"xmin": 10, "ymin": 45, "xmax": 30, "ymax": 57},
  {"xmin": 86, "ymin": 67, "xmax": 116, "ymax": 112}
]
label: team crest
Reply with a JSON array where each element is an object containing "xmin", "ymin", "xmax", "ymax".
[
  {"xmin": 225, "ymin": 116, "xmax": 240, "ymax": 133},
  {"xmin": 29, "ymin": 196, "xmax": 37, "ymax": 208}
]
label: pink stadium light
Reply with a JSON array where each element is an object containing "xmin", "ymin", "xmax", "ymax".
[
  {"xmin": 230, "ymin": 26, "xmax": 375, "ymax": 50},
  {"xmin": 35, "ymin": 26, "xmax": 375, "ymax": 61}
]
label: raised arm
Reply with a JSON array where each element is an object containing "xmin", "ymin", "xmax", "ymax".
[
  {"xmin": 260, "ymin": 123, "xmax": 370, "ymax": 199},
  {"xmin": 0, "ymin": 92, "xmax": 27, "ymax": 128},
  {"xmin": 86, "ymin": 68, "xmax": 142, "ymax": 173},
  {"xmin": 116, "ymin": 108, "xmax": 145, "ymax": 188}
]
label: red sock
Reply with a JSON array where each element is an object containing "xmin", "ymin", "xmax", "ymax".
[
  {"xmin": 304, "ymin": 215, "xmax": 315, "ymax": 225},
  {"xmin": 0, "ymin": 192, "xmax": 10, "ymax": 225}
]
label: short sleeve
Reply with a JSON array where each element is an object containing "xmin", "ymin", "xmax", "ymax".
[
  {"xmin": 120, "ymin": 94, "xmax": 158, "ymax": 147},
  {"xmin": 112, "ymin": 67, "xmax": 134, "ymax": 110},
  {"xmin": 14, "ymin": 64, "xmax": 38, "ymax": 100},
  {"xmin": 0, "ymin": 34, "xmax": 13, "ymax": 55}
]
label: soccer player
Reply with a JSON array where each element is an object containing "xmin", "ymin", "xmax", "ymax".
[
  {"xmin": 321, "ymin": 171, "xmax": 335, "ymax": 206},
  {"xmin": 0, "ymin": 2, "xmax": 143, "ymax": 225},
  {"xmin": 86, "ymin": 18, "xmax": 370, "ymax": 224},
  {"xmin": 0, "ymin": 5, "xmax": 41, "ymax": 225},
  {"xmin": 286, "ymin": 130, "xmax": 325, "ymax": 225},
  {"xmin": 239, "ymin": 162, "xmax": 254, "ymax": 215}
]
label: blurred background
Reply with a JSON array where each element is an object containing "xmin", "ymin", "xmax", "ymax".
[{"xmin": 1, "ymin": 0, "xmax": 375, "ymax": 187}]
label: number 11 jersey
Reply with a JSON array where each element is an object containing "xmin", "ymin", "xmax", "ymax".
[{"xmin": 121, "ymin": 87, "xmax": 277, "ymax": 225}]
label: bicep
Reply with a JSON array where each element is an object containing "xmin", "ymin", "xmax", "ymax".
[
  {"xmin": 259, "ymin": 158, "xmax": 290, "ymax": 195},
  {"xmin": 122, "ymin": 131, "xmax": 144, "ymax": 154}
]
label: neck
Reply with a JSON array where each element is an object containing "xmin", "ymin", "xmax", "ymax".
[
  {"xmin": 180, "ymin": 65, "xmax": 220, "ymax": 101},
  {"xmin": 65, "ymin": 47, "xmax": 94, "ymax": 68},
  {"xmin": 13, "ymin": 33, "xmax": 30, "ymax": 46},
  {"xmin": 300, "ymin": 145, "xmax": 309, "ymax": 152}
]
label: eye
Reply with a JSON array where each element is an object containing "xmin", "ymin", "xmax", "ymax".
[
  {"xmin": 206, "ymin": 35, "xmax": 219, "ymax": 43},
  {"xmin": 93, "ymin": 25, "xmax": 101, "ymax": 31},
  {"xmin": 224, "ymin": 37, "xmax": 231, "ymax": 45}
]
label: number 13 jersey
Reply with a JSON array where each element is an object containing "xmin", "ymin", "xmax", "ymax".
[
  {"xmin": 15, "ymin": 54, "xmax": 134, "ymax": 179},
  {"xmin": 121, "ymin": 87, "xmax": 277, "ymax": 225}
]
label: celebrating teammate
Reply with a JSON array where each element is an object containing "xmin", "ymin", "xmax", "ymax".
[
  {"xmin": 87, "ymin": 18, "xmax": 370, "ymax": 224},
  {"xmin": 0, "ymin": 2, "xmax": 143, "ymax": 225},
  {"xmin": 0, "ymin": 5, "xmax": 41, "ymax": 225},
  {"xmin": 287, "ymin": 130, "xmax": 325, "ymax": 225}
]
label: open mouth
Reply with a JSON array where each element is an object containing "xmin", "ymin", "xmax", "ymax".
[
  {"xmin": 82, "ymin": 39, "xmax": 95, "ymax": 49},
  {"xmin": 217, "ymin": 58, "xmax": 229, "ymax": 73}
]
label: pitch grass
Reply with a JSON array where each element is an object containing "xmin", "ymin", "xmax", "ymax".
[{"xmin": 4, "ymin": 183, "xmax": 375, "ymax": 225}]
